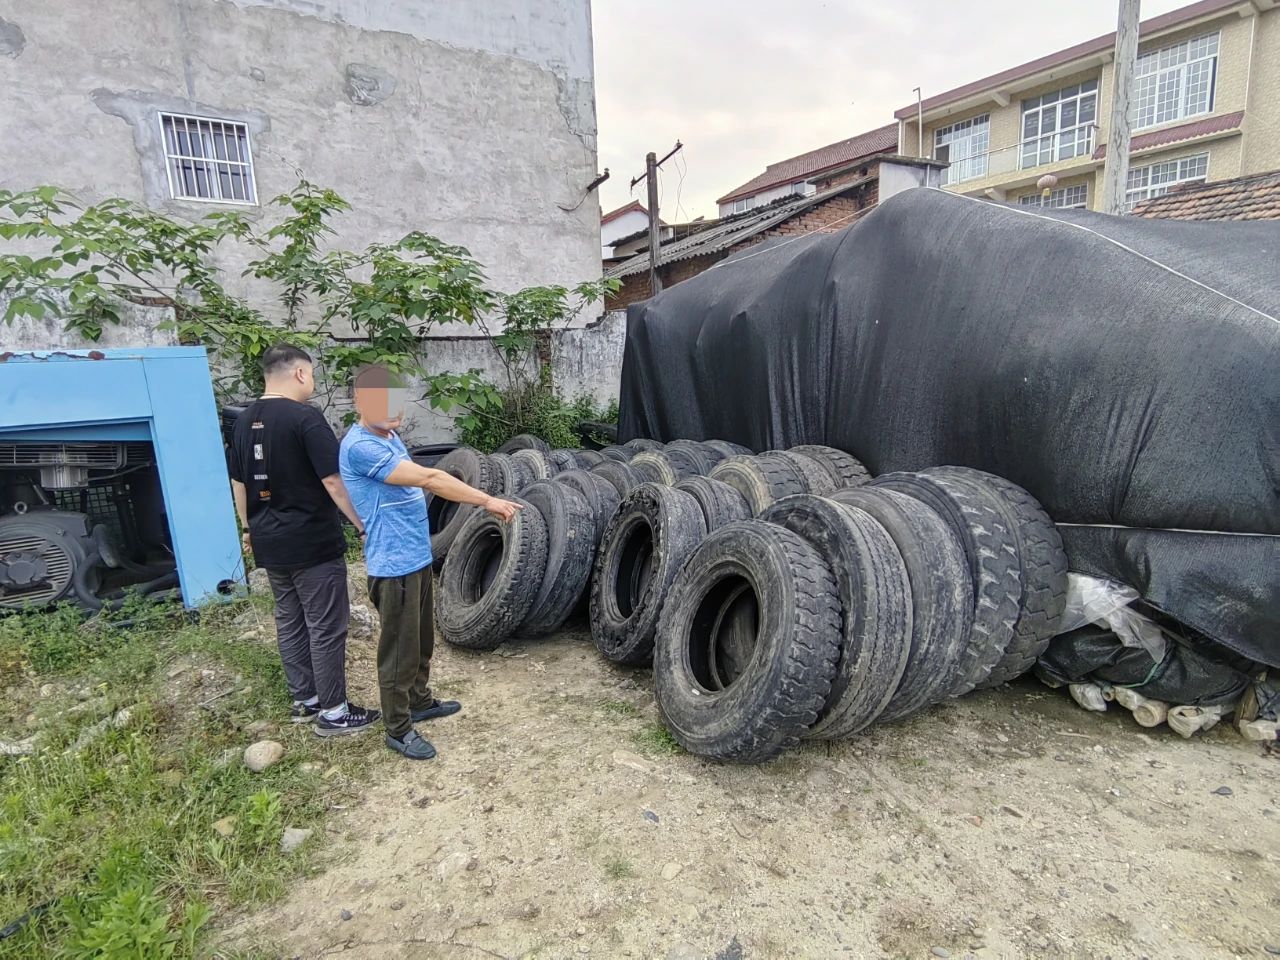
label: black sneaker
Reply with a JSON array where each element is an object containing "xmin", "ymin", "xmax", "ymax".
[
  {"xmin": 411, "ymin": 699, "xmax": 462, "ymax": 722},
  {"xmin": 314, "ymin": 704, "xmax": 381, "ymax": 738},
  {"xmin": 386, "ymin": 729, "xmax": 437, "ymax": 760},
  {"xmin": 290, "ymin": 702, "xmax": 320, "ymax": 724}
]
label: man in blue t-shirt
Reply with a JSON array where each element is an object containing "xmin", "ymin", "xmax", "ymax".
[{"xmin": 340, "ymin": 366, "xmax": 521, "ymax": 761}]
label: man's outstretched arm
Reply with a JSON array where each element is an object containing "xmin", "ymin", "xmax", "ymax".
[{"xmin": 383, "ymin": 461, "xmax": 522, "ymax": 522}]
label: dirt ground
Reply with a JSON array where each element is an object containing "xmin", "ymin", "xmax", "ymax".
[{"xmin": 230, "ymin": 613, "xmax": 1280, "ymax": 960}]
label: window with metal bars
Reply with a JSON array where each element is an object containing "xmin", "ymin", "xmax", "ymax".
[{"xmin": 159, "ymin": 113, "xmax": 257, "ymax": 204}]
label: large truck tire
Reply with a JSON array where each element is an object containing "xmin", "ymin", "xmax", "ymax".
[{"xmin": 654, "ymin": 521, "xmax": 842, "ymax": 762}]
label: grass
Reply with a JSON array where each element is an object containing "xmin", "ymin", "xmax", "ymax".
[
  {"xmin": 598, "ymin": 699, "xmax": 639, "ymax": 718},
  {"xmin": 633, "ymin": 721, "xmax": 683, "ymax": 756},
  {"xmin": 0, "ymin": 593, "xmax": 376, "ymax": 958},
  {"xmin": 603, "ymin": 855, "xmax": 636, "ymax": 881}
]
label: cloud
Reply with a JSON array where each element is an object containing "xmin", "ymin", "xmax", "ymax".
[{"xmin": 594, "ymin": 0, "xmax": 1188, "ymax": 220}]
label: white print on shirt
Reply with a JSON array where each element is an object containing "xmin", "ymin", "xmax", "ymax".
[{"xmin": 253, "ymin": 443, "xmax": 264, "ymax": 460}]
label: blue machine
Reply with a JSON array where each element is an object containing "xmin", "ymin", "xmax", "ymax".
[{"xmin": 0, "ymin": 347, "xmax": 243, "ymax": 611}]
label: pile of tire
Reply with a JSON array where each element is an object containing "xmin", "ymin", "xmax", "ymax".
[
  {"xmin": 587, "ymin": 443, "xmax": 872, "ymax": 668},
  {"xmin": 653, "ymin": 466, "xmax": 1069, "ymax": 762},
  {"xmin": 431, "ymin": 434, "xmax": 743, "ymax": 651}
]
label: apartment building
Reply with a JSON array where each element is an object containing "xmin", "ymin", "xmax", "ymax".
[{"xmin": 895, "ymin": 0, "xmax": 1280, "ymax": 211}]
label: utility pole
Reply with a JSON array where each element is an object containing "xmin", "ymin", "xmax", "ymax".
[
  {"xmin": 1102, "ymin": 0, "xmax": 1141, "ymax": 215},
  {"xmin": 644, "ymin": 152, "xmax": 662, "ymax": 295},
  {"xmin": 630, "ymin": 141, "xmax": 683, "ymax": 297}
]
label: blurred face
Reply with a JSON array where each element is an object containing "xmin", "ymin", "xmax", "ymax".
[{"xmin": 354, "ymin": 383, "xmax": 408, "ymax": 432}]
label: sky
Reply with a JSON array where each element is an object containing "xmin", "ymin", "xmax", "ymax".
[{"xmin": 592, "ymin": 0, "xmax": 1188, "ymax": 221}]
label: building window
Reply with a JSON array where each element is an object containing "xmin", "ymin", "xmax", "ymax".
[
  {"xmin": 1132, "ymin": 33, "xmax": 1218, "ymax": 130},
  {"xmin": 1018, "ymin": 184, "xmax": 1088, "ymax": 209},
  {"xmin": 1124, "ymin": 153, "xmax": 1209, "ymax": 208},
  {"xmin": 1020, "ymin": 80, "xmax": 1098, "ymax": 168},
  {"xmin": 731, "ymin": 198, "xmax": 750, "ymax": 214},
  {"xmin": 160, "ymin": 113, "xmax": 257, "ymax": 204},
  {"xmin": 935, "ymin": 115, "xmax": 990, "ymax": 184}
]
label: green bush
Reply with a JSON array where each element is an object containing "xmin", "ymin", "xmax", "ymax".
[{"xmin": 457, "ymin": 388, "xmax": 618, "ymax": 453}]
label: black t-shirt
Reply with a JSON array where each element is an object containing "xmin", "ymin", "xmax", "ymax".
[{"xmin": 228, "ymin": 398, "xmax": 346, "ymax": 571}]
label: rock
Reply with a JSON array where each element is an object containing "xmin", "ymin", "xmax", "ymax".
[
  {"xmin": 612, "ymin": 749, "xmax": 654, "ymax": 774},
  {"xmin": 995, "ymin": 733, "xmax": 1009, "ymax": 744},
  {"xmin": 575, "ymin": 926, "xmax": 587, "ymax": 937},
  {"xmin": 661, "ymin": 862, "xmax": 683, "ymax": 881},
  {"xmin": 0, "ymin": 737, "xmax": 37, "ymax": 757},
  {"xmin": 436, "ymin": 851, "xmax": 472, "ymax": 882},
  {"xmin": 39, "ymin": 683, "xmax": 55, "ymax": 698},
  {"xmin": 1093, "ymin": 744, "xmax": 1104, "ymax": 753},
  {"xmin": 1000, "ymin": 804, "xmax": 1026, "ymax": 819},
  {"xmin": 299, "ymin": 761, "xmax": 323, "ymax": 775},
  {"xmin": 340, "ymin": 909, "xmax": 353, "ymax": 921},
  {"xmin": 1263, "ymin": 945, "xmax": 1280, "ymax": 956},
  {"xmin": 506, "ymin": 901, "xmax": 540, "ymax": 921},
  {"xmin": 390, "ymin": 899, "xmax": 405, "ymax": 911},
  {"xmin": 1104, "ymin": 882, "xmax": 1119, "ymax": 894},
  {"xmin": 666, "ymin": 945, "xmax": 699, "ymax": 960},
  {"xmin": 966, "ymin": 815, "xmax": 984, "ymax": 827},
  {"xmin": 617, "ymin": 678, "xmax": 638, "ymax": 691},
  {"xmin": 481, "ymin": 802, "xmax": 495, "ymax": 814},
  {"xmin": 932, "ymin": 949, "xmax": 951, "ymax": 958},
  {"xmin": 1212, "ymin": 786, "xmax": 1233, "ymax": 797},
  {"xmin": 249, "ymin": 66, "xmax": 266, "ymax": 82},
  {"xmin": 245, "ymin": 720, "xmax": 274, "ymax": 738},
  {"xmin": 237, "ymin": 629, "xmax": 263, "ymax": 642},
  {"xmin": 248, "ymin": 567, "xmax": 270, "ymax": 593},
  {"xmin": 642, "ymin": 810, "xmax": 660, "ymax": 824},
  {"xmin": 244, "ymin": 740, "xmax": 285, "ymax": 773},
  {"xmin": 158, "ymin": 770, "xmax": 184, "ymax": 788},
  {"xmin": 212, "ymin": 816, "xmax": 237, "ymax": 838},
  {"xmin": 280, "ymin": 827, "xmax": 312, "ymax": 853},
  {"xmin": 348, "ymin": 603, "xmax": 379, "ymax": 643}
]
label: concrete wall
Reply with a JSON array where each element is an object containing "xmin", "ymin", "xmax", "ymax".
[
  {"xmin": 1, "ymin": 294, "xmax": 624, "ymax": 445},
  {"xmin": 0, "ymin": 0, "xmax": 602, "ymax": 335},
  {"xmin": 601, "ymin": 209, "xmax": 648, "ymax": 256}
]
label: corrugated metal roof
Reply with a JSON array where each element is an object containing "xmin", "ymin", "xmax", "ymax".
[
  {"xmin": 716, "ymin": 125, "xmax": 897, "ymax": 205},
  {"xmin": 607, "ymin": 176, "xmax": 873, "ymax": 280}
]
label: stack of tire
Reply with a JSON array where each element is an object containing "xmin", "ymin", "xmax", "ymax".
[
  {"xmin": 652, "ymin": 466, "xmax": 1068, "ymax": 762},
  {"xmin": 432, "ymin": 434, "xmax": 749, "ymax": 651}
]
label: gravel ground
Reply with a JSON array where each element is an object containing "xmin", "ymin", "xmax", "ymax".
[{"xmin": 229, "ymin": 615, "xmax": 1279, "ymax": 960}]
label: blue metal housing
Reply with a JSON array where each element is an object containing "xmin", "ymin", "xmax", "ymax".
[{"xmin": 0, "ymin": 347, "xmax": 244, "ymax": 606}]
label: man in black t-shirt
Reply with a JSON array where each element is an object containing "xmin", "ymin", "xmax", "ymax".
[{"xmin": 228, "ymin": 344, "xmax": 380, "ymax": 736}]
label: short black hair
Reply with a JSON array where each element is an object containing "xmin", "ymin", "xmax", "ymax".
[
  {"xmin": 352, "ymin": 364, "xmax": 407, "ymax": 390},
  {"xmin": 261, "ymin": 343, "xmax": 312, "ymax": 377}
]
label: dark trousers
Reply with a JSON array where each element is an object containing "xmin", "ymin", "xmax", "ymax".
[
  {"xmin": 266, "ymin": 558, "xmax": 349, "ymax": 710},
  {"xmin": 368, "ymin": 566, "xmax": 435, "ymax": 739}
]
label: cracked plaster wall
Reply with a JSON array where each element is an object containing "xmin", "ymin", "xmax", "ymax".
[{"xmin": 0, "ymin": 0, "xmax": 603, "ymax": 333}]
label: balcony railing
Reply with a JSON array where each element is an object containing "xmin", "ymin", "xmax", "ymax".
[{"xmin": 941, "ymin": 124, "xmax": 1098, "ymax": 186}]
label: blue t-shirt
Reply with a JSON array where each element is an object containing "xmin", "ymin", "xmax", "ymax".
[{"xmin": 339, "ymin": 426, "xmax": 433, "ymax": 578}]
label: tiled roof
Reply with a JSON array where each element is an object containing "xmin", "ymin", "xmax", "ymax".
[
  {"xmin": 894, "ymin": 0, "xmax": 1242, "ymax": 120},
  {"xmin": 601, "ymin": 200, "xmax": 646, "ymax": 225},
  {"xmin": 1132, "ymin": 169, "xmax": 1280, "ymax": 221},
  {"xmin": 716, "ymin": 124, "xmax": 898, "ymax": 205},
  {"xmin": 609, "ymin": 175, "xmax": 874, "ymax": 280},
  {"xmin": 1093, "ymin": 111, "xmax": 1243, "ymax": 158}
]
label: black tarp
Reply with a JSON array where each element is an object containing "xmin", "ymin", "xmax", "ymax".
[{"xmin": 618, "ymin": 188, "xmax": 1280, "ymax": 667}]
